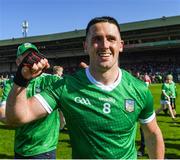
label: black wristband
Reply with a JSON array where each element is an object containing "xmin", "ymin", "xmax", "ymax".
[
  {"xmin": 13, "ymin": 51, "xmax": 46, "ymax": 87},
  {"xmin": 13, "ymin": 64, "xmax": 31, "ymax": 87}
]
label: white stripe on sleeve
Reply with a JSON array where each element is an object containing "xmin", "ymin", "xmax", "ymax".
[
  {"xmin": 34, "ymin": 94, "xmax": 53, "ymax": 114},
  {"xmin": 139, "ymin": 112, "xmax": 155, "ymax": 124}
]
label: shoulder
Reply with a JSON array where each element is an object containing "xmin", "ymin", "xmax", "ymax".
[
  {"xmin": 39, "ymin": 73, "xmax": 52, "ymax": 78},
  {"xmin": 162, "ymin": 82, "xmax": 168, "ymax": 87},
  {"xmin": 121, "ymin": 69, "xmax": 147, "ymax": 88},
  {"xmin": 64, "ymin": 69, "xmax": 86, "ymax": 82},
  {"xmin": 171, "ymin": 81, "xmax": 176, "ymax": 86},
  {"xmin": 121, "ymin": 69, "xmax": 151, "ymax": 99},
  {"xmin": 34, "ymin": 73, "xmax": 59, "ymax": 81}
]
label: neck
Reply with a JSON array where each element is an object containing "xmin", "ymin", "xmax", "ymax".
[{"xmin": 89, "ymin": 66, "xmax": 119, "ymax": 85}]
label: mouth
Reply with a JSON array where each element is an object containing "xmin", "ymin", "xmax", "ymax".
[{"xmin": 98, "ymin": 52, "xmax": 112, "ymax": 57}]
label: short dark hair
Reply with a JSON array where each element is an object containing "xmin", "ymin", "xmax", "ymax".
[{"xmin": 86, "ymin": 16, "xmax": 121, "ymax": 37}]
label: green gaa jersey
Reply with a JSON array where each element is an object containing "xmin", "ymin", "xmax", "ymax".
[
  {"xmin": 161, "ymin": 82, "xmax": 171, "ymax": 100},
  {"xmin": 1, "ymin": 73, "xmax": 60, "ymax": 156},
  {"xmin": 1, "ymin": 79, "xmax": 13, "ymax": 104},
  {"xmin": 169, "ymin": 81, "xmax": 177, "ymax": 98},
  {"xmin": 35, "ymin": 68, "xmax": 155, "ymax": 159}
]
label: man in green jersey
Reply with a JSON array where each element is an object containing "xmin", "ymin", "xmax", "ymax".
[
  {"xmin": 1, "ymin": 43, "xmax": 60, "ymax": 159},
  {"xmin": 6, "ymin": 16, "xmax": 164, "ymax": 159}
]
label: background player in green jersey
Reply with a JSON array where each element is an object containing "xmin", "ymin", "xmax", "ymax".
[
  {"xmin": 6, "ymin": 16, "xmax": 164, "ymax": 159},
  {"xmin": 163, "ymin": 74, "xmax": 177, "ymax": 116},
  {"xmin": 1, "ymin": 43, "xmax": 61, "ymax": 159},
  {"xmin": 156, "ymin": 74, "xmax": 176, "ymax": 120},
  {"xmin": 53, "ymin": 65, "xmax": 66, "ymax": 130},
  {"xmin": 0, "ymin": 78, "xmax": 13, "ymax": 123}
]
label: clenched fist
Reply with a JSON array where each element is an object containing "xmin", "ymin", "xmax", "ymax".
[{"xmin": 14, "ymin": 51, "xmax": 50, "ymax": 87}]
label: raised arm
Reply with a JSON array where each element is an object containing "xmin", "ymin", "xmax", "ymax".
[
  {"xmin": 141, "ymin": 117, "xmax": 165, "ymax": 159},
  {"xmin": 6, "ymin": 52, "xmax": 50, "ymax": 126},
  {"xmin": 6, "ymin": 84, "xmax": 48, "ymax": 126}
]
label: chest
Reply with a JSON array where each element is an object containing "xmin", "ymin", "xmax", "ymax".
[{"xmin": 61, "ymin": 85, "xmax": 144, "ymax": 133}]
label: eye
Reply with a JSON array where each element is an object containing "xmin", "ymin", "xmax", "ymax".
[
  {"xmin": 92, "ymin": 36, "xmax": 102, "ymax": 42},
  {"xmin": 107, "ymin": 36, "xmax": 116, "ymax": 42}
]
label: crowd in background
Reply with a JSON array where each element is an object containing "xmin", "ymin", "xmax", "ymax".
[
  {"xmin": 0, "ymin": 62, "xmax": 180, "ymax": 91},
  {"xmin": 121, "ymin": 62, "xmax": 180, "ymax": 83}
]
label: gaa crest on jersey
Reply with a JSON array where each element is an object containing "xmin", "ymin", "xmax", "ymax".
[
  {"xmin": 35, "ymin": 85, "xmax": 41, "ymax": 93},
  {"xmin": 125, "ymin": 99, "xmax": 135, "ymax": 112}
]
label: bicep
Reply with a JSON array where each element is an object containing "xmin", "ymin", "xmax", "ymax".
[
  {"xmin": 141, "ymin": 117, "xmax": 164, "ymax": 159},
  {"xmin": 26, "ymin": 96, "xmax": 49, "ymax": 122},
  {"xmin": 141, "ymin": 117, "xmax": 160, "ymax": 137}
]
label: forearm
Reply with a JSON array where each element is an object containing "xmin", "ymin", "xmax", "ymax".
[
  {"xmin": 6, "ymin": 84, "xmax": 28, "ymax": 126},
  {"xmin": 144, "ymin": 125, "xmax": 165, "ymax": 159}
]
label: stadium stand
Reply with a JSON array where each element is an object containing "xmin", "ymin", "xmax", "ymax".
[{"xmin": 0, "ymin": 15, "xmax": 180, "ymax": 82}]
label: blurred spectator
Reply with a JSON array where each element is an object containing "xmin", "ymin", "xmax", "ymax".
[{"xmin": 156, "ymin": 74, "xmax": 176, "ymax": 120}]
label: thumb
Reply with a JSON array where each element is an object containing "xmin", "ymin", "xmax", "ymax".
[{"xmin": 22, "ymin": 66, "xmax": 33, "ymax": 80}]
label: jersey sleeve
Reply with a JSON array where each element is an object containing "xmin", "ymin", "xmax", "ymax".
[
  {"xmin": 139, "ymin": 89, "xmax": 155, "ymax": 124},
  {"xmin": 34, "ymin": 78, "xmax": 65, "ymax": 113}
]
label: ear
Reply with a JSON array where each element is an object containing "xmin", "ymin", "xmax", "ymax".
[
  {"xmin": 16, "ymin": 57, "xmax": 21, "ymax": 66},
  {"xmin": 119, "ymin": 40, "xmax": 124, "ymax": 53}
]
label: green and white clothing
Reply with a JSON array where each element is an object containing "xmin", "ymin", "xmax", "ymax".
[
  {"xmin": 1, "ymin": 73, "xmax": 60, "ymax": 156},
  {"xmin": 160, "ymin": 82, "xmax": 172, "ymax": 105},
  {"xmin": 169, "ymin": 81, "xmax": 177, "ymax": 98},
  {"xmin": 0, "ymin": 79, "xmax": 13, "ymax": 105},
  {"xmin": 161, "ymin": 82, "xmax": 171, "ymax": 101},
  {"xmin": 35, "ymin": 68, "xmax": 155, "ymax": 159}
]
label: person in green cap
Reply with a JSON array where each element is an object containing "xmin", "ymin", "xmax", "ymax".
[{"xmin": 0, "ymin": 42, "xmax": 61, "ymax": 159}]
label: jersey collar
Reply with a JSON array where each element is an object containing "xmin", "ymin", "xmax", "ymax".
[{"xmin": 85, "ymin": 67, "xmax": 122, "ymax": 91}]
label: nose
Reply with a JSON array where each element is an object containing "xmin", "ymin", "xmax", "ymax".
[{"xmin": 101, "ymin": 38, "xmax": 110, "ymax": 49}]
